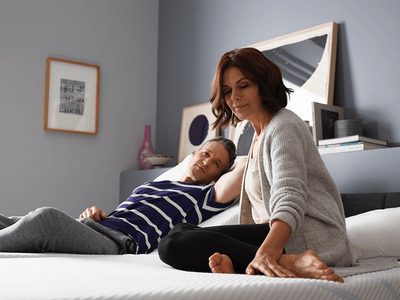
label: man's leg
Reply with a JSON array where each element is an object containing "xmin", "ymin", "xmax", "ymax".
[
  {"xmin": 0, "ymin": 214, "xmax": 21, "ymax": 230},
  {"xmin": 0, "ymin": 207, "xmax": 123, "ymax": 254}
]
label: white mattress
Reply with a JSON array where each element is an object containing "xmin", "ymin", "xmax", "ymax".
[{"xmin": 2, "ymin": 251, "xmax": 400, "ymax": 300}]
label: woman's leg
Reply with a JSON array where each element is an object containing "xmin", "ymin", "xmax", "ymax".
[
  {"xmin": 0, "ymin": 207, "xmax": 122, "ymax": 254},
  {"xmin": 158, "ymin": 222, "xmax": 271, "ymax": 273}
]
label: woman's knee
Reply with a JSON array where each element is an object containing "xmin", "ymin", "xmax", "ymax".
[{"xmin": 158, "ymin": 223, "xmax": 198, "ymax": 266}]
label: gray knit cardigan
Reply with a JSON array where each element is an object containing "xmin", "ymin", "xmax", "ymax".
[{"xmin": 239, "ymin": 108, "xmax": 353, "ymax": 267}]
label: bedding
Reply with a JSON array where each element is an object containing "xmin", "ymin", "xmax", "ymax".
[{"xmin": 2, "ymin": 157, "xmax": 400, "ymax": 300}]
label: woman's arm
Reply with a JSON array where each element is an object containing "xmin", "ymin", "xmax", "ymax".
[
  {"xmin": 212, "ymin": 157, "xmax": 246, "ymax": 203},
  {"xmin": 246, "ymin": 219, "xmax": 295, "ymax": 277},
  {"xmin": 248, "ymin": 120, "xmax": 309, "ymax": 277}
]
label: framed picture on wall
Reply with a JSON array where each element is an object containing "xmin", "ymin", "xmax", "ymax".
[
  {"xmin": 312, "ymin": 102, "xmax": 344, "ymax": 143},
  {"xmin": 248, "ymin": 22, "xmax": 338, "ymax": 128},
  {"xmin": 229, "ymin": 120, "xmax": 255, "ymax": 158},
  {"xmin": 44, "ymin": 57, "xmax": 100, "ymax": 135},
  {"xmin": 178, "ymin": 103, "xmax": 219, "ymax": 163}
]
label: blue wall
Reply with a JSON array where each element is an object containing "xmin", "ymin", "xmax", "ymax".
[
  {"xmin": 157, "ymin": 0, "xmax": 400, "ymax": 166},
  {"xmin": 0, "ymin": 0, "xmax": 159, "ymax": 216}
]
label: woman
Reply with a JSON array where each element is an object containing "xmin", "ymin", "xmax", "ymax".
[{"xmin": 158, "ymin": 48, "xmax": 352, "ymax": 282}]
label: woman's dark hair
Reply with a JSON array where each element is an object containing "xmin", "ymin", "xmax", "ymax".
[
  {"xmin": 210, "ymin": 47, "xmax": 293, "ymax": 129},
  {"xmin": 201, "ymin": 137, "xmax": 236, "ymax": 172}
]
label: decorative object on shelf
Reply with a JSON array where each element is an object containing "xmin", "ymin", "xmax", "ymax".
[
  {"xmin": 144, "ymin": 154, "xmax": 174, "ymax": 169},
  {"xmin": 44, "ymin": 57, "xmax": 100, "ymax": 134},
  {"xmin": 248, "ymin": 22, "xmax": 338, "ymax": 127},
  {"xmin": 312, "ymin": 102, "xmax": 344, "ymax": 143},
  {"xmin": 334, "ymin": 118, "xmax": 363, "ymax": 138},
  {"xmin": 178, "ymin": 102, "xmax": 219, "ymax": 163},
  {"xmin": 137, "ymin": 125, "xmax": 155, "ymax": 170}
]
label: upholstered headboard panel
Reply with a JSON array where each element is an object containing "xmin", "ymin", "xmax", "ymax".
[{"xmin": 341, "ymin": 193, "xmax": 400, "ymax": 218}]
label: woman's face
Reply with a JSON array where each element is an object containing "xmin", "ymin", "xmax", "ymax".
[{"xmin": 222, "ymin": 66, "xmax": 264, "ymax": 123}]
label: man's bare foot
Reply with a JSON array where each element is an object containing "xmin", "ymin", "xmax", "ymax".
[
  {"xmin": 278, "ymin": 250, "xmax": 344, "ymax": 283},
  {"xmin": 209, "ymin": 252, "xmax": 236, "ymax": 274}
]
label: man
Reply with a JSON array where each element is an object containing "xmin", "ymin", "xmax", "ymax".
[{"xmin": 0, "ymin": 137, "xmax": 245, "ymax": 255}]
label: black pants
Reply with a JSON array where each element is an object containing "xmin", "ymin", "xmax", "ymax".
[{"xmin": 158, "ymin": 222, "xmax": 271, "ymax": 273}]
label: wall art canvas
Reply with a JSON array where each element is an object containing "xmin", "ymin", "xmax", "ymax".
[
  {"xmin": 45, "ymin": 57, "xmax": 100, "ymax": 134},
  {"xmin": 229, "ymin": 120, "xmax": 255, "ymax": 158},
  {"xmin": 249, "ymin": 22, "xmax": 338, "ymax": 129},
  {"xmin": 178, "ymin": 103, "xmax": 219, "ymax": 163}
]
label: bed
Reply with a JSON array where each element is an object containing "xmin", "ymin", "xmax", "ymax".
[{"xmin": 2, "ymin": 157, "xmax": 400, "ymax": 300}]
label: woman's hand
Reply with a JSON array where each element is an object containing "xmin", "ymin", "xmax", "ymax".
[
  {"xmin": 79, "ymin": 206, "xmax": 107, "ymax": 221},
  {"xmin": 246, "ymin": 249, "xmax": 295, "ymax": 278},
  {"xmin": 246, "ymin": 219, "xmax": 295, "ymax": 278}
]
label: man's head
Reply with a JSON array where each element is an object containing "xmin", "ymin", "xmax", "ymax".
[{"xmin": 181, "ymin": 137, "xmax": 236, "ymax": 185}]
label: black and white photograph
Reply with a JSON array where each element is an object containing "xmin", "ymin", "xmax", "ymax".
[
  {"xmin": 312, "ymin": 102, "xmax": 344, "ymax": 143},
  {"xmin": 59, "ymin": 79, "xmax": 85, "ymax": 116},
  {"xmin": 229, "ymin": 120, "xmax": 255, "ymax": 157},
  {"xmin": 44, "ymin": 57, "xmax": 100, "ymax": 134}
]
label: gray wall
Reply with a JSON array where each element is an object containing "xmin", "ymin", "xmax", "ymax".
[
  {"xmin": 156, "ymin": 0, "xmax": 400, "ymax": 166},
  {"xmin": 0, "ymin": 0, "xmax": 159, "ymax": 216}
]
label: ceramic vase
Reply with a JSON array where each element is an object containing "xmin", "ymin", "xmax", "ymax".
[{"xmin": 137, "ymin": 125, "xmax": 155, "ymax": 170}]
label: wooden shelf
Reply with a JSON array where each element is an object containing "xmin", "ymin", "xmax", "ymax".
[{"xmin": 321, "ymin": 147, "xmax": 400, "ymax": 193}]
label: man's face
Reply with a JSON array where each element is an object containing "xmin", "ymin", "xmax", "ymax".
[{"xmin": 185, "ymin": 141, "xmax": 230, "ymax": 184}]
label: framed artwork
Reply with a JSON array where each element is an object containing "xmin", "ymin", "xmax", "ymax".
[
  {"xmin": 178, "ymin": 103, "xmax": 219, "ymax": 163},
  {"xmin": 229, "ymin": 120, "xmax": 254, "ymax": 158},
  {"xmin": 312, "ymin": 102, "xmax": 344, "ymax": 143},
  {"xmin": 248, "ymin": 22, "xmax": 338, "ymax": 128},
  {"xmin": 44, "ymin": 57, "xmax": 100, "ymax": 134}
]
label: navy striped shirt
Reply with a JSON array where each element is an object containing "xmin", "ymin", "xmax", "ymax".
[{"xmin": 99, "ymin": 180, "xmax": 234, "ymax": 254}]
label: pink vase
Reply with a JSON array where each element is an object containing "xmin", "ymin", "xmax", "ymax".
[{"xmin": 137, "ymin": 125, "xmax": 155, "ymax": 170}]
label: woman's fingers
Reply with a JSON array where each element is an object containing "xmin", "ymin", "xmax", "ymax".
[{"xmin": 246, "ymin": 259, "xmax": 295, "ymax": 278}]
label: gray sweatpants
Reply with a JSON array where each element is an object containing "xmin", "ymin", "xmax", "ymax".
[{"xmin": 0, "ymin": 207, "xmax": 134, "ymax": 254}]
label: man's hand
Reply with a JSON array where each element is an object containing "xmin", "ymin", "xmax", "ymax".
[{"xmin": 79, "ymin": 206, "xmax": 107, "ymax": 221}]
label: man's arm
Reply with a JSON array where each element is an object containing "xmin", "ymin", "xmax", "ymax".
[
  {"xmin": 212, "ymin": 157, "xmax": 246, "ymax": 203},
  {"xmin": 79, "ymin": 206, "xmax": 107, "ymax": 221}
]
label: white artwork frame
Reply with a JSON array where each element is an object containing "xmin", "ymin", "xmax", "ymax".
[
  {"xmin": 178, "ymin": 103, "xmax": 219, "ymax": 163},
  {"xmin": 248, "ymin": 22, "xmax": 338, "ymax": 127}
]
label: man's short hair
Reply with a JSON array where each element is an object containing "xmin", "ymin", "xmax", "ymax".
[{"xmin": 201, "ymin": 137, "xmax": 236, "ymax": 172}]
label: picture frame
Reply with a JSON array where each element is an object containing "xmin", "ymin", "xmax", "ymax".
[
  {"xmin": 44, "ymin": 57, "xmax": 100, "ymax": 135},
  {"xmin": 312, "ymin": 102, "xmax": 344, "ymax": 143},
  {"xmin": 178, "ymin": 103, "xmax": 219, "ymax": 163},
  {"xmin": 229, "ymin": 120, "xmax": 254, "ymax": 158},
  {"xmin": 248, "ymin": 22, "xmax": 338, "ymax": 127}
]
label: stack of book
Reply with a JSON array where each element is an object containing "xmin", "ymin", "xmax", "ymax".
[{"xmin": 318, "ymin": 135, "xmax": 388, "ymax": 154}]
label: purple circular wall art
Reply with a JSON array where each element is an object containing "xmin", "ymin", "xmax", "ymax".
[{"xmin": 188, "ymin": 114, "xmax": 209, "ymax": 146}]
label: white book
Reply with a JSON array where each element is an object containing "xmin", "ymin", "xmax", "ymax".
[
  {"xmin": 318, "ymin": 135, "xmax": 388, "ymax": 146},
  {"xmin": 318, "ymin": 141, "xmax": 388, "ymax": 154}
]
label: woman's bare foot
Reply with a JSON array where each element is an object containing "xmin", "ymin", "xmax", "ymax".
[
  {"xmin": 209, "ymin": 252, "xmax": 236, "ymax": 274},
  {"xmin": 278, "ymin": 250, "xmax": 344, "ymax": 283}
]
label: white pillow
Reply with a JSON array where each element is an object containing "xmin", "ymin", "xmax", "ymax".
[
  {"xmin": 154, "ymin": 154, "xmax": 240, "ymax": 182},
  {"xmin": 199, "ymin": 203, "xmax": 240, "ymax": 227},
  {"xmin": 153, "ymin": 154, "xmax": 192, "ymax": 181},
  {"xmin": 346, "ymin": 207, "xmax": 400, "ymax": 260}
]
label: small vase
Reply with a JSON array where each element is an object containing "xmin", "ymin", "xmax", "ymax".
[{"xmin": 137, "ymin": 125, "xmax": 155, "ymax": 170}]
